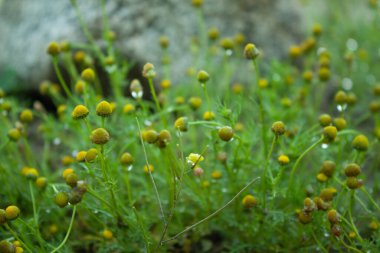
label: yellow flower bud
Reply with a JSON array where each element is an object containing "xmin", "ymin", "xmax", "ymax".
[
  {"xmin": 81, "ymin": 68, "xmax": 95, "ymax": 82},
  {"xmin": 72, "ymin": 105, "xmax": 89, "ymax": 120},
  {"xmin": 91, "ymin": 128, "xmax": 110, "ymax": 145},
  {"xmin": 96, "ymin": 101, "xmax": 113, "ymax": 117}
]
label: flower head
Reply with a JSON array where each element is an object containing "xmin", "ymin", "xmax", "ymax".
[{"xmin": 186, "ymin": 153, "xmax": 204, "ymax": 166}]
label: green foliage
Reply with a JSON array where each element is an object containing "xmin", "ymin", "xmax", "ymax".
[{"xmin": 1, "ymin": 0, "xmax": 380, "ymax": 252}]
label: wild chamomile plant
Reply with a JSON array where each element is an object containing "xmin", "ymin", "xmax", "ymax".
[{"xmin": 1, "ymin": 0, "xmax": 380, "ymax": 252}]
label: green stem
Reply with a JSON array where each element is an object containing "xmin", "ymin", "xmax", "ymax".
[
  {"xmin": 196, "ymin": 8, "xmax": 207, "ymax": 67},
  {"xmin": 101, "ymin": 0, "xmax": 113, "ymax": 56},
  {"xmin": 361, "ymin": 187, "xmax": 380, "ymax": 214},
  {"xmin": 62, "ymin": 53, "xmax": 79, "ymax": 82},
  {"xmin": 133, "ymin": 207, "xmax": 151, "ymax": 253},
  {"xmin": 338, "ymin": 237, "xmax": 363, "ymax": 253},
  {"xmin": 87, "ymin": 188, "xmax": 112, "ymax": 210},
  {"xmin": 4, "ymin": 224, "xmax": 33, "ymax": 253},
  {"xmin": 29, "ymin": 181, "xmax": 44, "ymax": 249},
  {"xmin": 310, "ymin": 227, "xmax": 328, "ymax": 253},
  {"xmin": 201, "ymin": 82, "xmax": 211, "ymax": 111},
  {"xmin": 162, "ymin": 49, "xmax": 170, "ymax": 80},
  {"xmin": 348, "ymin": 190, "xmax": 364, "ymax": 244},
  {"xmin": 136, "ymin": 117, "xmax": 166, "ymax": 225},
  {"xmin": 162, "ymin": 177, "xmax": 260, "ymax": 243},
  {"xmin": 253, "ymin": 60, "xmax": 268, "ymax": 158},
  {"xmin": 148, "ymin": 78, "xmax": 161, "ymax": 111},
  {"xmin": 223, "ymin": 54, "xmax": 232, "ymax": 102},
  {"xmin": 83, "ymin": 118, "xmax": 92, "ymax": 133},
  {"xmin": 272, "ymin": 165, "xmax": 286, "ymax": 197},
  {"xmin": 261, "ymin": 136, "xmax": 277, "ymax": 209},
  {"xmin": 287, "ymin": 136, "xmax": 323, "ymax": 193},
  {"xmin": 334, "ymin": 178, "xmax": 372, "ymax": 213},
  {"xmin": 23, "ymin": 135, "xmax": 36, "ymax": 167},
  {"xmin": 155, "ymin": 142, "xmax": 188, "ymax": 252},
  {"xmin": 148, "ymin": 78, "xmax": 167, "ymax": 127},
  {"xmin": 124, "ymin": 171, "xmax": 133, "ymax": 206},
  {"xmin": 188, "ymin": 120, "xmax": 222, "ymax": 127},
  {"xmin": 52, "ymin": 56, "xmax": 74, "ymax": 100},
  {"xmin": 71, "ymin": 0, "xmax": 105, "ymax": 63},
  {"xmin": 50, "ymin": 205, "xmax": 77, "ymax": 253},
  {"xmin": 99, "ymin": 147, "xmax": 119, "ymax": 218}
]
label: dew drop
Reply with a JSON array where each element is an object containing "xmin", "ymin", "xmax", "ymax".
[
  {"xmin": 53, "ymin": 138, "xmax": 61, "ymax": 145},
  {"xmin": 321, "ymin": 144, "xmax": 329, "ymax": 149},
  {"xmin": 225, "ymin": 49, "xmax": 233, "ymax": 56},
  {"xmin": 346, "ymin": 38, "xmax": 358, "ymax": 51},
  {"xmin": 342, "ymin": 78, "xmax": 353, "ymax": 90},
  {"xmin": 317, "ymin": 47, "xmax": 327, "ymax": 56}
]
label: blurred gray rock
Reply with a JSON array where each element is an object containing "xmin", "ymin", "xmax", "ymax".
[{"xmin": 0, "ymin": 0, "xmax": 304, "ymax": 90}]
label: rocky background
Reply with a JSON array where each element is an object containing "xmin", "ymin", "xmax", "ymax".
[{"xmin": 0, "ymin": 0, "xmax": 305, "ymax": 92}]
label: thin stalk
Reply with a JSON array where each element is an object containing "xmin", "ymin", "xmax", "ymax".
[
  {"xmin": 361, "ymin": 187, "xmax": 380, "ymax": 214},
  {"xmin": 133, "ymin": 207, "xmax": 151, "ymax": 253},
  {"xmin": 162, "ymin": 49, "xmax": 170, "ymax": 80},
  {"xmin": 71, "ymin": 0, "xmax": 105, "ymax": 63},
  {"xmin": 124, "ymin": 171, "xmax": 133, "ymax": 206},
  {"xmin": 348, "ymin": 190, "xmax": 364, "ymax": 244},
  {"xmin": 136, "ymin": 117, "xmax": 166, "ymax": 224},
  {"xmin": 101, "ymin": 0, "xmax": 113, "ymax": 56},
  {"xmin": 62, "ymin": 53, "xmax": 79, "ymax": 82},
  {"xmin": 148, "ymin": 78, "xmax": 161, "ymax": 112},
  {"xmin": 196, "ymin": 8, "xmax": 207, "ymax": 67},
  {"xmin": 287, "ymin": 136, "xmax": 323, "ymax": 193},
  {"xmin": 82, "ymin": 82, "xmax": 89, "ymax": 107},
  {"xmin": 155, "ymin": 134, "xmax": 189, "ymax": 252},
  {"xmin": 87, "ymin": 188, "xmax": 112, "ymax": 210},
  {"xmin": 99, "ymin": 147, "xmax": 119, "ymax": 218},
  {"xmin": 52, "ymin": 56, "xmax": 74, "ymax": 100},
  {"xmin": 201, "ymin": 82, "xmax": 211, "ymax": 111},
  {"xmin": 337, "ymin": 238, "xmax": 363, "ymax": 253},
  {"xmin": 222, "ymin": 54, "xmax": 232, "ymax": 101},
  {"xmin": 17, "ymin": 218, "xmax": 41, "ymax": 236},
  {"xmin": 188, "ymin": 120, "xmax": 222, "ymax": 127},
  {"xmin": 50, "ymin": 205, "xmax": 77, "ymax": 253},
  {"xmin": 310, "ymin": 227, "xmax": 328, "ymax": 253},
  {"xmin": 261, "ymin": 136, "xmax": 277, "ymax": 209},
  {"xmin": 23, "ymin": 135, "xmax": 36, "ymax": 167},
  {"xmin": 83, "ymin": 118, "xmax": 92, "ymax": 133},
  {"xmin": 5, "ymin": 224, "xmax": 33, "ymax": 253},
  {"xmin": 162, "ymin": 177, "xmax": 260, "ymax": 243},
  {"xmin": 334, "ymin": 179, "xmax": 372, "ymax": 213},
  {"xmin": 272, "ymin": 165, "xmax": 286, "ymax": 197},
  {"xmin": 148, "ymin": 78, "xmax": 167, "ymax": 127},
  {"xmin": 29, "ymin": 181, "xmax": 44, "ymax": 250},
  {"xmin": 253, "ymin": 60, "xmax": 268, "ymax": 158}
]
